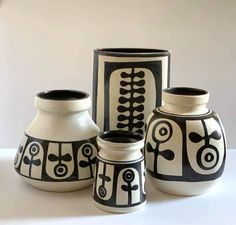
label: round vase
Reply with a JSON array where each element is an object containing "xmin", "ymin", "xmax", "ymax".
[
  {"xmin": 92, "ymin": 48, "xmax": 170, "ymax": 135},
  {"xmin": 14, "ymin": 90, "xmax": 100, "ymax": 192},
  {"xmin": 93, "ymin": 130, "xmax": 146, "ymax": 213},
  {"xmin": 144, "ymin": 87, "xmax": 226, "ymax": 196}
]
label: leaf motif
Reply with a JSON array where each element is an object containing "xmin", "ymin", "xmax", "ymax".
[
  {"xmin": 121, "ymin": 185, "xmax": 129, "ymax": 192},
  {"xmin": 120, "ymin": 71, "xmax": 131, "ymax": 79},
  {"xmin": 61, "ymin": 153, "xmax": 72, "ymax": 162},
  {"xmin": 99, "ymin": 174, "xmax": 111, "ymax": 182},
  {"xmin": 134, "ymin": 71, "xmax": 145, "ymax": 78},
  {"xmin": 131, "ymin": 185, "xmax": 139, "ymax": 190},
  {"xmin": 120, "ymin": 88, "xmax": 130, "ymax": 95},
  {"xmin": 146, "ymin": 142, "xmax": 155, "ymax": 153},
  {"xmin": 189, "ymin": 132, "xmax": 203, "ymax": 143},
  {"xmin": 160, "ymin": 150, "xmax": 175, "ymax": 160},
  {"xmin": 79, "ymin": 160, "xmax": 89, "ymax": 168},
  {"xmin": 23, "ymin": 156, "xmax": 30, "ymax": 165},
  {"xmin": 48, "ymin": 154, "xmax": 59, "ymax": 162},
  {"xmin": 119, "ymin": 96, "xmax": 129, "ymax": 104},
  {"xmin": 117, "ymin": 105, "xmax": 129, "ymax": 113},
  {"xmin": 134, "ymin": 87, "xmax": 145, "ymax": 94},
  {"xmin": 134, "ymin": 79, "xmax": 145, "ymax": 86},
  {"xmin": 33, "ymin": 159, "xmax": 41, "ymax": 166},
  {"xmin": 117, "ymin": 122, "xmax": 128, "ymax": 128},
  {"xmin": 210, "ymin": 130, "xmax": 221, "ymax": 140}
]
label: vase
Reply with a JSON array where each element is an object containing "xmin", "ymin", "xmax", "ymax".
[
  {"xmin": 93, "ymin": 130, "xmax": 146, "ymax": 213},
  {"xmin": 92, "ymin": 48, "xmax": 170, "ymax": 135},
  {"xmin": 144, "ymin": 87, "xmax": 226, "ymax": 196},
  {"xmin": 14, "ymin": 90, "xmax": 100, "ymax": 192}
]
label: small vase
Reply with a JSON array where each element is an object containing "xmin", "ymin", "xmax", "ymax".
[
  {"xmin": 144, "ymin": 87, "xmax": 226, "ymax": 196},
  {"xmin": 92, "ymin": 48, "xmax": 170, "ymax": 135},
  {"xmin": 14, "ymin": 90, "xmax": 100, "ymax": 192},
  {"xmin": 93, "ymin": 130, "xmax": 146, "ymax": 213}
]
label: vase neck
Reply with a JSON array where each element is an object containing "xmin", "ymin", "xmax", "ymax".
[{"xmin": 160, "ymin": 87, "xmax": 210, "ymax": 115}]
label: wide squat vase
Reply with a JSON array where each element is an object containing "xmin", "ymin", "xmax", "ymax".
[
  {"xmin": 14, "ymin": 90, "xmax": 100, "ymax": 192},
  {"xmin": 93, "ymin": 130, "xmax": 146, "ymax": 213},
  {"xmin": 145, "ymin": 87, "xmax": 226, "ymax": 196},
  {"xmin": 93, "ymin": 48, "xmax": 170, "ymax": 134}
]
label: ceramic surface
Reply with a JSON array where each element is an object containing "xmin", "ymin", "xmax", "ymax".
[
  {"xmin": 15, "ymin": 90, "xmax": 100, "ymax": 192},
  {"xmin": 92, "ymin": 48, "xmax": 170, "ymax": 135},
  {"xmin": 93, "ymin": 130, "xmax": 146, "ymax": 213},
  {"xmin": 144, "ymin": 87, "xmax": 226, "ymax": 196}
]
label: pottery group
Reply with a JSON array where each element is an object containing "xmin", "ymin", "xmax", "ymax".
[{"xmin": 14, "ymin": 48, "xmax": 226, "ymax": 213}]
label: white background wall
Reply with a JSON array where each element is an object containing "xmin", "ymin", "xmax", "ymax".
[{"xmin": 0, "ymin": 0, "xmax": 235, "ymax": 148}]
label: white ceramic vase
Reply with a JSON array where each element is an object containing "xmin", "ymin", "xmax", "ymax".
[
  {"xmin": 145, "ymin": 87, "xmax": 226, "ymax": 196},
  {"xmin": 93, "ymin": 130, "xmax": 146, "ymax": 213},
  {"xmin": 14, "ymin": 90, "xmax": 100, "ymax": 192}
]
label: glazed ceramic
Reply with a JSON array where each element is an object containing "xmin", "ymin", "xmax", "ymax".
[
  {"xmin": 14, "ymin": 90, "xmax": 100, "ymax": 192},
  {"xmin": 144, "ymin": 87, "xmax": 226, "ymax": 196},
  {"xmin": 93, "ymin": 130, "xmax": 146, "ymax": 213},
  {"xmin": 92, "ymin": 48, "xmax": 170, "ymax": 135}
]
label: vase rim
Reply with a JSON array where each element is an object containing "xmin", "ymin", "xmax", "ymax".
[
  {"xmin": 37, "ymin": 90, "xmax": 89, "ymax": 101},
  {"xmin": 94, "ymin": 48, "xmax": 170, "ymax": 57},
  {"xmin": 35, "ymin": 90, "xmax": 91, "ymax": 112},
  {"xmin": 98, "ymin": 130, "xmax": 144, "ymax": 149},
  {"xmin": 163, "ymin": 87, "xmax": 208, "ymax": 96}
]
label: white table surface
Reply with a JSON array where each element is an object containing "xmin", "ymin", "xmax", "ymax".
[{"xmin": 0, "ymin": 148, "xmax": 235, "ymax": 225}]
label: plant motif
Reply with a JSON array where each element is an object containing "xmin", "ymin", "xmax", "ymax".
[
  {"xmin": 146, "ymin": 121, "xmax": 175, "ymax": 173},
  {"xmin": 117, "ymin": 68, "xmax": 145, "ymax": 134},
  {"xmin": 189, "ymin": 120, "xmax": 221, "ymax": 170},
  {"xmin": 48, "ymin": 144, "xmax": 72, "ymax": 177},
  {"xmin": 121, "ymin": 169, "xmax": 138, "ymax": 206},
  {"xmin": 79, "ymin": 144, "xmax": 96, "ymax": 178},
  {"xmin": 98, "ymin": 163, "xmax": 111, "ymax": 198},
  {"xmin": 23, "ymin": 143, "xmax": 41, "ymax": 178}
]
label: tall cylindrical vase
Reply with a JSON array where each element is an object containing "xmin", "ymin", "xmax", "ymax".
[{"xmin": 92, "ymin": 48, "xmax": 170, "ymax": 135}]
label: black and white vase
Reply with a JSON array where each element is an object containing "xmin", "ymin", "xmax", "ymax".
[
  {"xmin": 93, "ymin": 48, "xmax": 170, "ymax": 135},
  {"xmin": 14, "ymin": 90, "xmax": 100, "ymax": 192},
  {"xmin": 93, "ymin": 130, "xmax": 146, "ymax": 213},
  {"xmin": 144, "ymin": 87, "xmax": 226, "ymax": 196}
]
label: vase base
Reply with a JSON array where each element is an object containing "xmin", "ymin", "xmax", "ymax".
[
  {"xmin": 148, "ymin": 176, "xmax": 219, "ymax": 196},
  {"xmin": 21, "ymin": 177, "xmax": 93, "ymax": 192},
  {"xmin": 94, "ymin": 200, "xmax": 146, "ymax": 214}
]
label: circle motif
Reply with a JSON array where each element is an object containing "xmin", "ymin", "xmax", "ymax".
[
  {"xmin": 197, "ymin": 145, "xmax": 219, "ymax": 170},
  {"xmin": 29, "ymin": 143, "xmax": 40, "ymax": 156},
  {"xmin": 98, "ymin": 185, "xmax": 107, "ymax": 198},
  {"xmin": 54, "ymin": 163, "xmax": 68, "ymax": 177},
  {"xmin": 122, "ymin": 169, "xmax": 135, "ymax": 183},
  {"xmin": 82, "ymin": 144, "xmax": 93, "ymax": 157},
  {"xmin": 152, "ymin": 121, "xmax": 173, "ymax": 143}
]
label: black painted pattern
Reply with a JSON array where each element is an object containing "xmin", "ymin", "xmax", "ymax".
[
  {"xmin": 145, "ymin": 109, "xmax": 226, "ymax": 182},
  {"xmin": 15, "ymin": 134, "xmax": 99, "ymax": 182},
  {"xmin": 117, "ymin": 68, "xmax": 145, "ymax": 134},
  {"xmin": 93, "ymin": 156, "xmax": 146, "ymax": 208}
]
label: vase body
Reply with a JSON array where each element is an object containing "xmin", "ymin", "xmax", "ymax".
[
  {"xmin": 93, "ymin": 130, "xmax": 146, "ymax": 213},
  {"xmin": 92, "ymin": 48, "xmax": 170, "ymax": 135},
  {"xmin": 144, "ymin": 87, "xmax": 226, "ymax": 196},
  {"xmin": 14, "ymin": 90, "xmax": 100, "ymax": 192}
]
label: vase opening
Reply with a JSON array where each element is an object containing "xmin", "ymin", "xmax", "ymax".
[
  {"xmin": 37, "ymin": 90, "xmax": 89, "ymax": 101},
  {"xmin": 100, "ymin": 130, "xmax": 143, "ymax": 144},
  {"xmin": 163, "ymin": 87, "xmax": 208, "ymax": 96}
]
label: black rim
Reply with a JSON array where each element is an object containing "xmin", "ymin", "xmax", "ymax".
[
  {"xmin": 99, "ymin": 130, "xmax": 143, "ymax": 143},
  {"xmin": 163, "ymin": 87, "xmax": 208, "ymax": 96},
  {"xmin": 37, "ymin": 90, "xmax": 89, "ymax": 101},
  {"xmin": 94, "ymin": 48, "xmax": 170, "ymax": 57}
]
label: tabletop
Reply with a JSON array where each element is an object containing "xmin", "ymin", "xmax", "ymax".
[{"xmin": 0, "ymin": 148, "xmax": 235, "ymax": 225}]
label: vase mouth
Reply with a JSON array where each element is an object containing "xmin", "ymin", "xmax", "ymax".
[
  {"xmin": 35, "ymin": 90, "xmax": 91, "ymax": 112},
  {"xmin": 99, "ymin": 130, "xmax": 143, "ymax": 144},
  {"xmin": 37, "ymin": 90, "xmax": 89, "ymax": 101},
  {"xmin": 94, "ymin": 48, "xmax": 170, "ymax": 57},
  {"xmin": 163, "ymin": 87, "xmax": 208, "ymax": 96},
  {"xmin": 97, "ymin": 130, "xmax": 144, "ymax": 151},
  {"xmin": 161, "ymin": 87, "xmax": 210, "ymax": 114}
]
